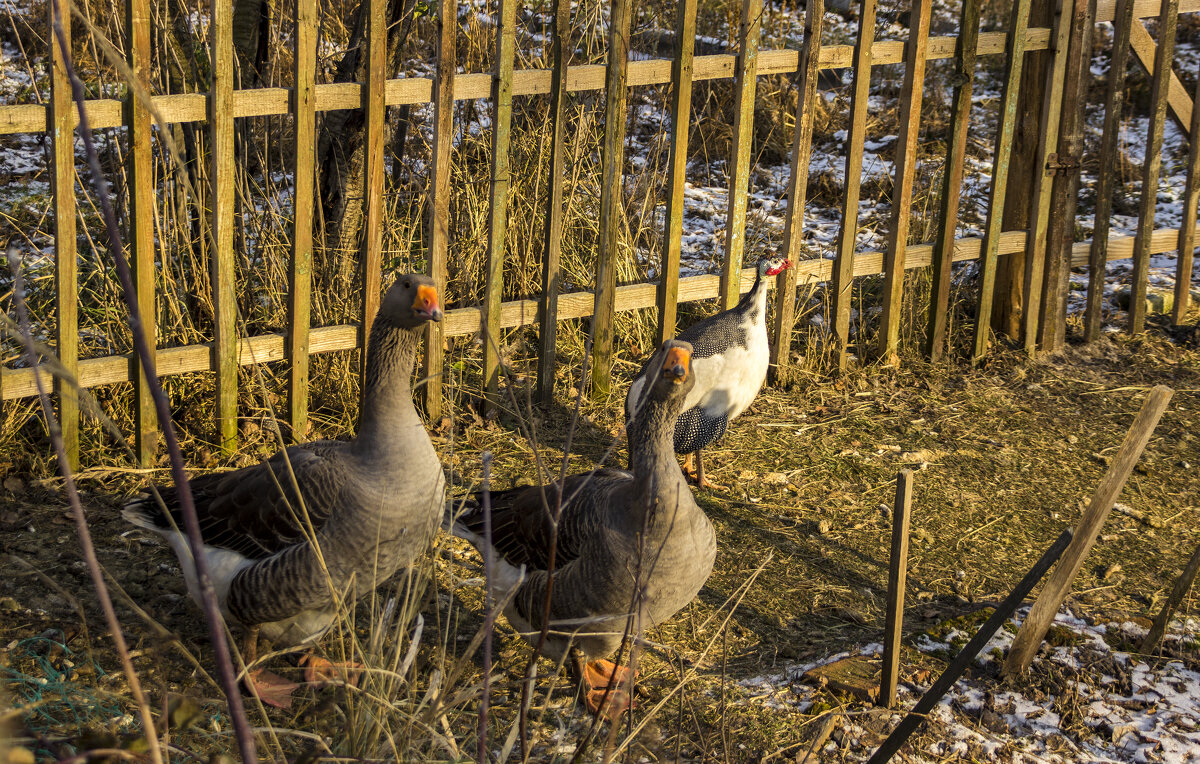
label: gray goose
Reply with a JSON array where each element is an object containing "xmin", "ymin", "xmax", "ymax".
[
  {"xmin": 123, "ymin": 275, "xmax": 445, "ymax": 700},
  {"xmin": 626, "ymin": 253, "xmax": 790, "ymax": 488},
  {"xmin": 448, "ymin": 340, "xmax": 714, "ymax": 716}
]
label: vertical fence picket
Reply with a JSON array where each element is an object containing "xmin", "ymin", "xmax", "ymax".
[
  {"xmin": 970, "ymin": 0, "xmax": 1032, "ymax": 362},
  {"xmin": 1173, "ymin": 73, "xmax": 1200, "ymax": 325},
  {"xmin": 720, "ymin": 0, "xmax": 763, "ymax": 310},
  {"xmin": 423, "ymin": 0, "xmax": 456, "ymax": 420},
  {"xmin": 591, "ymin": 0, "xmax": 632, "ymax": 399},
  {"xmin": 770, "ymin": 0, "xmax": 824, "ymax": 380},
  {"xmin": 1040, "ymin": 0, "xmax": 1095, "ymax": 353},
  {"xmin": 1084, "ymin": 0, "xmax": 1135, "ymax": 341},
  {"xmin": 49, "ymin": 1, "xmax": 78, "ymax": 469},
  {"xmin": 926, "ymin": 0, "xmax": 979, "ymax": 362},
  {"xmin": 831, "ymin": 0, "xmax": 878, "ymax": 371},
  {"xmin": 1129, "ymin": 0, "xmax": 1179, "ymax": 335},
  {"xmin": 878, "ymin": 0, "xmax": 932, "ymax": 364},
  {"xmin": 537, "ymin": 0, "xmax": 571, "ymax": 403},
  {"xmin": 210, "ymin": 0, "xmax": 237, "ymax": 453},
  {"xmin": 656, "ymin": 0, "xmax": 697, "ymax": 346},
  {"xmin": 361, "ymin": 0, "xmax": 387, "ymax": 360},
  {"xmin": 289, "ymin": 0, "xmax": 316, "ymax": 441},
  {"xmin": 483, "ymin": 0, "xmax": 517, "ymax": 411}
]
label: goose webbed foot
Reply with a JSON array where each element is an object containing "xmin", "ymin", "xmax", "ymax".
[
  {"xmin": 299, "ymin": 653, "xmax": 365, "ymax": 688},
  {"xmin": 581, "ymin": 658, "xmax": 637, "ymax": 721},
  {"xmin": 241, "ymin": 626, "xmax": 302, "ymax": 709}
]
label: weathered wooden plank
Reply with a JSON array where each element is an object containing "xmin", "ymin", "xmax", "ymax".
[
  {"xmin": 126, "ymin": 0, "xmax": 157, "ymax": 464},
  {"xmin": 1085, "ymin": 0, "xmax": 1136, "ymax": 340},
  {"xmin": 1141, "ymin": 539, "xmax": 1200, "ymax": 654},
  {"xmin": 831, "ymin": 0, "xmax": 878, "ymax": 370},
  {"xmin": 656, "ymin": 0, "xmax": 698, "ymax": 346},
  {"xmin": 483, "ymin": 0, "xmax": 518, "ymax": 411},
  {"xmin": 971, "ymin": 0, "xmax": 1033, "ymax": 361},
  {"xmin": 878, "ymin": 0, "xmax": 933, "ymax": 363},
  {"xmin": 210, "ymin": 0, "xmax": 237, "ymax": 454},
  {"xmin": 770, "ymin": 0, "xmax": 824, "ymax": 380},
  {"xmin": 49, "ymin": 1, "xmax": 78, "ymax": 469},
  {"xmin": 1174, "ymin": 73, "xmax": 1200, "ymax": 324},
  {"xmin": 720, "ymin": 0, "xmax": 763, "ymax": 311},
  {"xmin": 360, "ymin": 0, "xmax": 387, "ymax": 370},
  {"xmin": 1040, "ymin": 0, "xmax": 1096, "ymax": 353},
  {"xmin": 926, "ymin": 0, "xmax": 980, "ymax": 362},
  {"xmin": 537, "ymin": 0, "xmax": 571, "ymax": 403},
  {"xmin": 1004, "ymin": 386, "xmax": 1173, "ymax": 676},
  {"xmin": 288, "ymin": 0, "xmax": 317, "ymax": 441},
  {"xmin": 1129, "ymin": 0, "xmax": 1178, "ymax": 335},
  {"xmin": 591, "ymin": 0, "xmax": 632, "ymax": 399},
  {"xmin": 880, "ymin": 469, "xmax": 913, "ymax": 709},
  {"xmin": 1129, "ymin": 19, "xmax": 1192, "ymax": 136},
  {"xmin": 423, "ymin": 0, "xmax": 456, "ymax": 419}
]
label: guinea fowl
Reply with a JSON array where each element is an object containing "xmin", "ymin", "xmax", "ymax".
[
  {"xmin": 447, "ymin": 340, "xmax": 715, "ymax": 719},
  {"xmin": 626, "ymin": 253, "xmax": 790, "ymax": 488},
  {"xmin": 123, "ymin": 274, "xmax": 445, "ymax": 707}
]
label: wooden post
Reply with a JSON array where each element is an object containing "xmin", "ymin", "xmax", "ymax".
[
  {"xmin": 866, "ymin": 529, "xmax": 1074, "ymax": 764},
  {"xmin": 1141, "ymin": 540, "xmax": 1200, "ymax": 654},
  {"xmin": 879, "ymin": 470, "xmax": 913, "ymax": 709},
  {"xmin": 926, "ymin": 0, "xmax": 979, "ymax": 363},
  {"xmin": 1084, "ymin": 0, "xmax": 1135, "ymax": 341},
  {"xmin": 1022, "ymin": 0, "xmax": 1074, "ymax": 354},
  {"xmin": 655, "ymin": 0, "xmax": 697, "ymax": 346},
  {"xmin": 423, "ymin": 0, "xmax": 456, "ymax": 419},
  {"xmin": 210, "ymin": 0, "xmax": 237, "ymax": 454},
  {"xmin": 537, "ymin": 0, "xmax": 571, "ymax": 404},
  {"xmin": 590, "ymin": 0, "xmax": 632, "ymax": 400},
  {"xmin": 770, "ymin": 0, "xmax": 823, "ymax": 382},
  {"xmin": 1129, "ymin": 20, "xmax": 1193, "ymax": 136},
  {"xmin": 1128, "ymin": 0, "xmax": 1178, "ymax": 335},
  {"xmin": 49, "ymin": 0, "xmax": 79, "ymax": 470},
  {"xmin": 878, "ymin": 0, "xmax": 932, "ymax": 364},
  {"xmin": 970, "ymin": 0, "xmax": 1032, "ymax": 362},
  {"xmin": 1172, "ymin": 72, "xmax": 1200, "ymax": 325},
  {"xmin": 1003, "ymin": 385, "xmax": 1173, "ymax": 676},
  {"xmin": 831, "ymin": 0, "xmax": 877, "ymax": 371},
  {"xmin": 288, "ymin": 0, "xmax": 316, "ymax": 442},
  {"xmin": 1039, "ymin": 0, "xmax": 1095, "ymax": 354},
  {"xmin": 719, "ymin": 0, "xmax": 762, "ymax": 311},
  {"xmin": 361, "ymin": 0, "xmax": 387, "ymax": 366},
  {"xmin": 483, "ymin": 0, "xmax": 517, "ymax": 412}
]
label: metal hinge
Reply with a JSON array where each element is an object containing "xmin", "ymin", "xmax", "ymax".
[{"xmin": 1045, "ymin": 153, "xmax": 1081, "ymax": 177}]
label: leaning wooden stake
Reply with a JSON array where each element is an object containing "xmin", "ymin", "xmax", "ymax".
[
  {"xmin": 866, "ymin": 528, "xmax": 1074, "ymax": 764},
  {"xmin": 879, "ymin": 469, "xmax": 913, "ymax": 709},
  {"xmin": 1173, "ymin": 71, "xmax": 1200, "ymax": 326},
  {"xmin": 1140, "ymin": 539, "xmax": 1200, "ymax": 654},
  {"xmin": 1004, "ymin": 385, "xmax": 1173, "ymax": 676}
]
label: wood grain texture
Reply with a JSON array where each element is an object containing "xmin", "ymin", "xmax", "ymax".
[
  {"xmin": 832, "ymin": 0, "xmax": 878, "ymax": 371},
  {"xmin": 360, "ymin": 0, "xmax": 387, "ymax": 375},
  {"xmin": 770, "ymin": 0, "xmax": 824, "ymax": 380},
  {"xmin": 720, "ymin": 0, "xmax": 763, "ymax": 311},
  {"xmin": 880, "ymin": 469, "xmax": 913, "ymax": 709},
  {"xmin": 1129, "ymin": 19, "xmax": 1192, "ymax": 135},
  {"xmin": 288, "ymin": 0, "xmax": 316, "ymax": 441},
  {"xmin": 926, "ymin": 0, "xmax": 980, "ymax": 362},
  {"xmin": 1141, "ymin": 539, "xmax": 1200, "ymax": 654},
  {"xmin": 1085, "ymin": 0, "xmax": 1135, "ymax": 340},
  {"xmin": 971, "ymin": 0, "xmax": 1032, "ymax": 361},
  {"xmin": 656, "ymin": 0, "xmax": 698, "ymax": 346},
  {"xmin": 1128, "ymin": 0, "xmax": 1179, "ymax": 335},
  {"xmin": 209, "ymin": 0, "xmax": 237, "ymax": 454},
  {"xmin": 878, "ymin": 0, "xmax": 932, "ymax": 363},
  {"xmin": 1003, "ymin": 386, "xmax": 1173, "ymax": 676},
  {"xmin": 1174, "ymin": 72, "xmax": 1200, "ymax": 324}
]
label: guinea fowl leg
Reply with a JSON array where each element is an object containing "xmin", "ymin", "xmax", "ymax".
[{"xmin": 689, "ymin": 449, "xmax": 725, "ymax": 491}]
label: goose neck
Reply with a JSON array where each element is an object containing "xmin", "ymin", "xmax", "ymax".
[{"xmin": 354, "ymin": 321, "xmax": 422, "ymax": 455}]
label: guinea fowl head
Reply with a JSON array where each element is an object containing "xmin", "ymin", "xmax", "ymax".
[
  {"xmin": 378, "ymin": 273, "xmax": 443, "ymax": 329},
  {"xmin": 757, "ymin": 253, "xmax": 791, "ymax": 277}
]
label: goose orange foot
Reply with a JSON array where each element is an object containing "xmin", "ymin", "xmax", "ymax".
[
  {"xmin": 244, "ymin": 669, "xmax": 300, "ymax": 709},
  {"xmin": 299, "ymin": 653, "xmax": 365, "ymax": 687},
  {"xmin": 582, "ymin": 660, "xmax": 637, "ymax": 721}
]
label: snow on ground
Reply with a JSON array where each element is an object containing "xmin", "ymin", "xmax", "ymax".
[{"xmin": 739, "ymin": 609, "xmax": 1200, "ymax": 763}]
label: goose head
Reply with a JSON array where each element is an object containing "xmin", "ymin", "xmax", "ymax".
[
  {"xmin": 645, "ymin": 339, "xmax": 695, "ymax": 402},
  {"xmin": 757, "ymin": 253, "xmax": 791, "ymax": 277},
  {"xmin": 378, "ymin": 273, "xmax": 443, "ymax": 329}
]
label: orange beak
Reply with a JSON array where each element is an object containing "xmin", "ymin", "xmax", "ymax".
[
  {"xmin": 662, "ymin": 347, "xmax": 690, "ymax": 382},
  {"xmin": 413, "ymin": 284, "xmax": 443, "ymax": 321}
]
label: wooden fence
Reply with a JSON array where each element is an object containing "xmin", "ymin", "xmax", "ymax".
[{"xmin": 3, "ymin": 0, "xmax": 1198, "ymax": 468}]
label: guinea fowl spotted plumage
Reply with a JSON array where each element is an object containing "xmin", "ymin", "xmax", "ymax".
[
  {"xmin": 447, "ymin": 340, "xmax": 714, "ymax": 718},
  {"xmin": 626, "ymin": 253, "xmax": 790, "ymax": 487},
  {"xmin": 123, "ymin": 275, "xmax": 445, "ymax": 704}
]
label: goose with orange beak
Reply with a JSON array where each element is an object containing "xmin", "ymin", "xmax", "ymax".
[{"xmin": 448, "ymin": 340, "xmax": 716, "ymax": 719}]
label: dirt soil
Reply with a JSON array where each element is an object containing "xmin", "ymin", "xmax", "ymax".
[{"xmin": 2, "ymin": 325, "xmax": 1200, "ymax": 762}]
